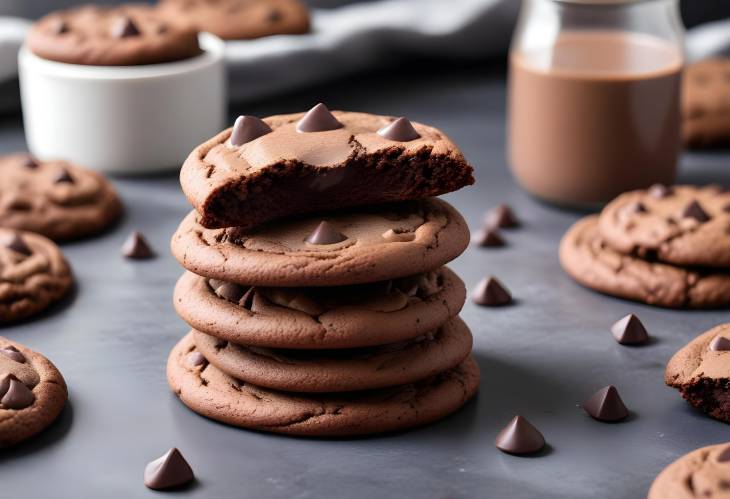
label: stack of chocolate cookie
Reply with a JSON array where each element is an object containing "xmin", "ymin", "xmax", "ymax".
[
  {"xmin": 167, "ymin": 104, "xmax": 480, "ymax": 436},
  {"xmin": 560, "ymin": 185, "xmax": 730, "ymax": 308}
]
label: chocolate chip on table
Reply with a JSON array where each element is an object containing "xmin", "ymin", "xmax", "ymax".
[
  {"xmin": 473, "ymin": 228, "xmax": 505, "ymax": 248},
  {"xmin": 377, "ymin": 117, "xmax": 421, "ymax": 142},
  {"xmin": 471, "ymin": 276, "xmax": 512, "ymax": 306},
  {"xmin": 230, "ymin": 115, "xmax": 273, "ymax": 146},
  {"xmin": 5, "ymin": 232, "xmax": 33, "ymax": 257},
  {"xmin": 648, "ymin": 183, "xmax": 673, "ymax": 198},
  {"xmin": 610, "ymin": 314, "xmax": 649, "ymax": 346},
  {"xmin": 296, "ymin": 103, "xmax": 344, "ymax": 133},
  {"xmin": 495, "ymin": 415, "xmax": 545, "ymax": 455},
  {"xmin": 121, "ymin": 231, "xmax": 155, "ymax": 259},
  {"xmin": 111, "ymin": 16, "xmax": 140, "ymax": 38},
  {"xmin": 682, "ymin": 200, "xmax": 711, "ymax": 223},
  {"xmin": 305, "ymin": 221, "xmax": 347, "ymax": 245},
  {"xmin": 53, "ymin": 169, "xmax": 74, "ymax": 184},
  {"xmin": 144, "ymin": 448, "xmax": 194, "ymax": 491},
  {"xmin": 0, "ymin": 374, "xmax": 35, "ymax": 410},
  {"xmin": 485, "ymin": 204, "xmax": 519, "ymax": 229},
  {"xmin": 709, "ymin": 335, "xmax": 730, "ymax": 351},
  {"xmin": 0, "ymin": 346, "xmax": 26, "ymax": 363},
  {"xmin": 583, "ymin": 385, "xmax": 629, "ymax": 422}
]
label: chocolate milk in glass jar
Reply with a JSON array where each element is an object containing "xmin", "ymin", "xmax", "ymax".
[{"xmin": 508, "ymin": 0, "xmax": 684, "ymax": 207}]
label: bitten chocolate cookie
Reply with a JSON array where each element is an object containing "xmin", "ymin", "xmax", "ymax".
[
  {"xmin": 168, "ymin": 333, "xmax": 479, "ymax": 436},
  {"xmin": 0, "ymin": 337, "xmax": 68, "ymax": 447},
  {"xmin": 174, "ymin": 267, "xmax": 465, "ymax": 349},
  {"xmin": 171, "ymin": 198, "xmax": 470, "ymax": 287},
  {"xmin": 598, "ymin": 185, "xmax": 730, "ymax": 268},
  {"xmin": 665, "ymin": 323, "xmax": 730, "ymax": 423},
  {"xmin": 649, "ymin": 443, "xmax": 730, "ymax": 499},
  {"xmin": 192, "ymin": 317, "xmax": 472, "ymax": 393},
  {"xmin": 0, "ymin": 154, "xmax": 122, "ymax": 241},
  {"xmin": 682, "ymin": 58, "xmax": 730, "ymax": 148},
  {"xmin": 180, "ymin": 107, "xmax": 474, "ymax": 229},
  {"xmin": 560, "ymin": 216, "xmax": 730, "ymax": 308},
  {"xmin": 27, "ymin": 4, "xmax": 202, "ymax": 66},
  {"xmin": 0, "ymin": 229, "xmax": 73, "ymax": 322},
  {"xmin": 160, "ymin": 0, "xmax": 310, "ymax": 41}
]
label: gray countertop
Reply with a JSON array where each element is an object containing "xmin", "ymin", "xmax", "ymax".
[{"xmin": 1, "ymin": 64, "xmax": 729, "ymax": 498}]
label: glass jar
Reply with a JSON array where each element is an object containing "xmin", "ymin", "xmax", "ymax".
[{"xmin": 508, "ymin": 0, "xmax": 684, "ymax": 208}]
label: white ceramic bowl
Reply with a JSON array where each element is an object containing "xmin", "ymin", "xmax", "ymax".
[{"xmin": 18, "ymin": 33, "xmax": 226, "ymax": 174}]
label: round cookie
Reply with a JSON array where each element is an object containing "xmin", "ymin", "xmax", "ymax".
[
  {"xmin": 171, "ymin": 198, "xmax": 470, "ymax": 287},
  {"xmin": 665, "ymin": 323, "xmax": 730, "ymax": 423},
  {"xmin": 168, "ymin": 333, "xmax": 480, "ymax": 437},
  {"xmin": 27, "ymin": 4, "xmax": 202, "ymax": 66},
  {"xmin": 160, "ymin": 0, "xmax": 310, "ymax": 41},
  {"xmin": 649, "ymin": 443, "xmax": 730, "ymax": 499},
  {"xmin": 560, "ymin": 216, "xmax": 730, "ymax": 308},
  {"xmin": 174, "ymin": 267, "xmax": 465, "ymax": 349},
  {"xmin": 0, "ymin": 228, "xmax": 73, "ymax": 323},
  {"xmin": 682, "ymin": 58, "xmax": 730, "ymax": 148},
  {"xmin": 192, "ymin": 317, "xmax": 472, "ymax": 393},
  {"xmin": 598, "ymin": 185, "xmax": 730, "ymax": 268},
  {"xmin": 0, "ymin": 337, "xmax": 68, "ymax": 447},
  {"xmin": 0, "ymin": 154, "xmax": 122, "ymax": 241}
]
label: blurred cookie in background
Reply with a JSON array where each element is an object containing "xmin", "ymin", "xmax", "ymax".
[{"xmin": 683, "ymin": 58, "xmax": 730, "ymax": 148}]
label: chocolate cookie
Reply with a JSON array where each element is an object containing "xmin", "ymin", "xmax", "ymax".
[
  {"xmin": 174, "ymin": 267, "xmax": 465, "ymax": 349},
  {"xmin": 0, "ymin": 229, "xmax": 73, "ymax": 322},
  {"xmin": 168, "ymin": 332, "xmax": 480, "ymax": 436},
  {"xmin": 192, "ymin": 317, "xmax": 472, "ymax": 393},
  {"xmin": 0, "ymin": 154, "xmax": 122, "ymax": 241},
  {"xmin": 665, "ymin": 323, "xmax": 730, "ymax": 423},
  {"xmin": 0, "ymin": 337, "xmax": 68, "ymax": 447},
  {"xmin": 180, "ymin": 108, "xmax": 474, "ymax": 229},
  {"xmin": 171, "ymin": 198, "xmax": 470, "ymax": 287},
  {"xmin": 560, "ymin": 216, "xmax": 730, "ymax": 308},
  {"xmin": 160, "ymin": 0, "xmax": 310, "ymax": 41},
  {"xmin": 648, "ymin": 443, "xmax": 730, "ymax": 499},
  {"xmin": 598, "ymin": 185, "xmax": 730, "ymax": 268},
  {"xmin": 682, "ymin": 58, "xmax": 730, "ymax": 148},
  {"xmin": 27, "ymin": 4, "xmax": 202, "ymax": 66}
]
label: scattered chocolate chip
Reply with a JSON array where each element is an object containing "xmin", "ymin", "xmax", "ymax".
[
  {"xmin": 121, "ymin": 231, "xmax": 155, "ymax": 259},
  {"xmin": 230, "ymin": 115, "xmax": 273, "ymax": 146},
  {"xmin": 495, "ymin": 415, "xmax": 545, "ymax": 455},
  {"xmin": 296, "ymin": 103, "xmax": 344, "ymax": 133},
  {"xmin": 185, "ymin": 351, "xmax": 207, "ymax": 368},
  {"xmin": 144, "ymin": 448, "xmax": 194, "ymax": 491},
  {"xmin": 0, "ymin": 346, "xmax": 25, "ymax": 363},
  {"xmin": 474, "ymin": 229, "xmax": 505, "ymax": 248},
  {"xmin": 54, "ymin": 169, "xmax": 74, "ymax": 184},
  {"xmin": 377, "ymin": 117, "xmax": 421, "ymax": 142},
  {"xmin": 583, "ymin": 385, "xmax": 629, "ymax": 422},
  {"xmin": 648, "ymin": 184, "xmax": 673, "ymax": 198},
  {"xmin": 0, "ymin": 376, "xmax": 35, "ymax": 410},
  {"xmin": 305, "ymin": 221, "xmax": 347, "ymax": 245},
  {"xmin": 22, "ymin": 156, "xmax": 39, "ymax": 169},
  {"xmin": 610, "ymin": 314, "xmax": 649, "ymax": 346},
  {"xmin": 717, "ymin": 445, "xmax": 730, "ymax": 462},
  {"xmin": 5, "ymin": 233, "xmax": 32, "ymax": 257},
  {"xmin": 709, "ymin": 336, "xmax": 730, "ymax": 351},
  {"xmin": 682, "ymin": 200, "xmax": 711, "ymax": 223},
  {"xmin": 50, "ymin": 19, "xmax": 70, "ymax": 35},
  {"xmin": 485, "ymin": 204, "xmax": 519, "ymax": 229},
  {"xmin": 215, "ymin": 282, "xmax": 246, "ymax": 303},
  {"xmin": 111, "ymin": 16, "xmax": 140, "ymax": 38},
  {"xmin": 471, "ymin": 277, "xmax": 512, "ymax": 306}
]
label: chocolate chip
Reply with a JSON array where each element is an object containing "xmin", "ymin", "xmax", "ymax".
[
  {"xmin": 54, "ymin": 169, "xmax": 74, "ymax": 184},
  {"xmin": 50, "ymin": 19, "xmax": 70, "ymax": 35},
  {"xmin": 485, "ymin": 204, "xmax": 519, "ymax": 229},
  {"xmin": 682, "ymin": 200, "xmax": 711, "ymax": 223},
  {"xmin": 625, "ymin": 201, "xmax": 648, "ymax": 215},
  {"xmin": 0, "ymin": 346, "xmax": 25, "ymax": 363},
  {"xmin": 185, "ymin": 352, "xmax": 207, "ymax": 368},
  {"xmin": 214, "ymin": 282, "xmax": 246, "ymax": 303},
  {"xmin": 495, "ymin": 415, "xmax": 545, "ymax": 455},
  {"xmin": 111, "ymin": 16, "xmax": 141, "ymax": 38},
  {"xmin": 1, "ymin": 376, "xmax": 35, "ymax": 410},
  {"xmin": 377, "ymin": 117, "xmax": 421, "ymax": 142},
  {"xmin": 471, "ymin": 277, "xmax": 512, "ymax": 306},
  {"xmin": 723, "ymin": 203, "xmax": 730, "ymax": 213},
  {"xmin": 5, "ymin": 233, "xmax": 32, "ymax": 257},
  {"xmin": 239, "ymin": 287, "xmax": 255, "ymax": 310},
  {"xmin": 305, "ymin": 221, "xmax": 347, "ymax": 245},
  {"xmin": 230, "ymin": 115, "xmax": 273, "ymax": 146},
  {"xmin": 121, "ymin": 231, "xmax": 155, "ymax": 259},
  {"xmin": 267, "ymin": 8, "xmax": 283, "ymax": 23},
  {"xmin": 296, "ymin": 103, "xmax": 344, "ymax": 133},
  {"xmin": 144, "ymin": 448, "xmax": 194, "ymax": 491},
  {"xmin": 583, "ymin": 385, "xmax": 629, "ymax": 422},
  {"xmin": 648, "ymin": 183, "xmax": 673, "ymax": 198},
  {"xmin": 717, "ymin": 446, "xmax": 730, "ymax": 462},
  {"xmin": 610, "ymin": 314, "xmax": 649, "ymax": 346},
  {"xmin": 473, "ymin": 229, "xmax": 505, "ymax": 248},
  {"xmin": 709, "ymin": 336, "xmax": 730, "ymax": 351},
  {"xmin": 22, "ymin": 156, "xmax": 39, "ymax": 169},
  {"xmin": 0, "ymin": 373, "xmax": 11, "ymax": 398}
]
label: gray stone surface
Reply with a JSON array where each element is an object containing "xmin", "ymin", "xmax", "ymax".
[{"xmin": 0, "ymin": 65, "xmax": 729, "ymax": 498}]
